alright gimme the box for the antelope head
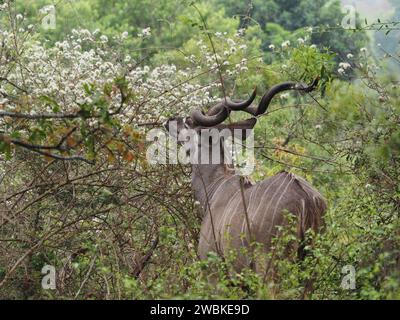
[164,77,319,167]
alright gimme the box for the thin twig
[74,246,99,299]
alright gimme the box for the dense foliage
[0,0,399,299]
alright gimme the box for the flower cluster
[337,62,352,75]
[193,31,251,79]
[137,27,151,38]
[0,23,253,148]
[268,35,316,54]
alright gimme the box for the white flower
[346,53,354,59]
[0,2,9,10]
[141,27,151,37]
[337,67,345,75]
[297,37,305,45]
[236,28,245,36]
[306,27,313,33]
[39,5,54,14]
[16,14,24,20]
[310,44,317,49]
[339,62,351,70]
[100,35,108,43]
[315,124,322,129]
[268,44,275,50]
[280,93,290,100]
[85,97,93,104]
[360,47,367,53]
[121,31,129,39]
[281,40,290,49]
[281,64,288,70]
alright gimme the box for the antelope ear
[216,118,257,140]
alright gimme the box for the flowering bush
[0,0,399,300]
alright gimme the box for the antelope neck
[191,163,233,209]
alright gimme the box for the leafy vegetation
[0,0,399,299]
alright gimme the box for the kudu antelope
[165,78,327,272]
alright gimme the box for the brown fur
[194,169,327,272]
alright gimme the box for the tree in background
[216,0,368,62]
[374,0,400,75]
[16,0,368,65]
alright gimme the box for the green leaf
[10,131,21,139]
[86,135,96,160]
[0,140,11,159]
[83,83,94,95]
[39,95,60,112]
[103,83,113,96]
